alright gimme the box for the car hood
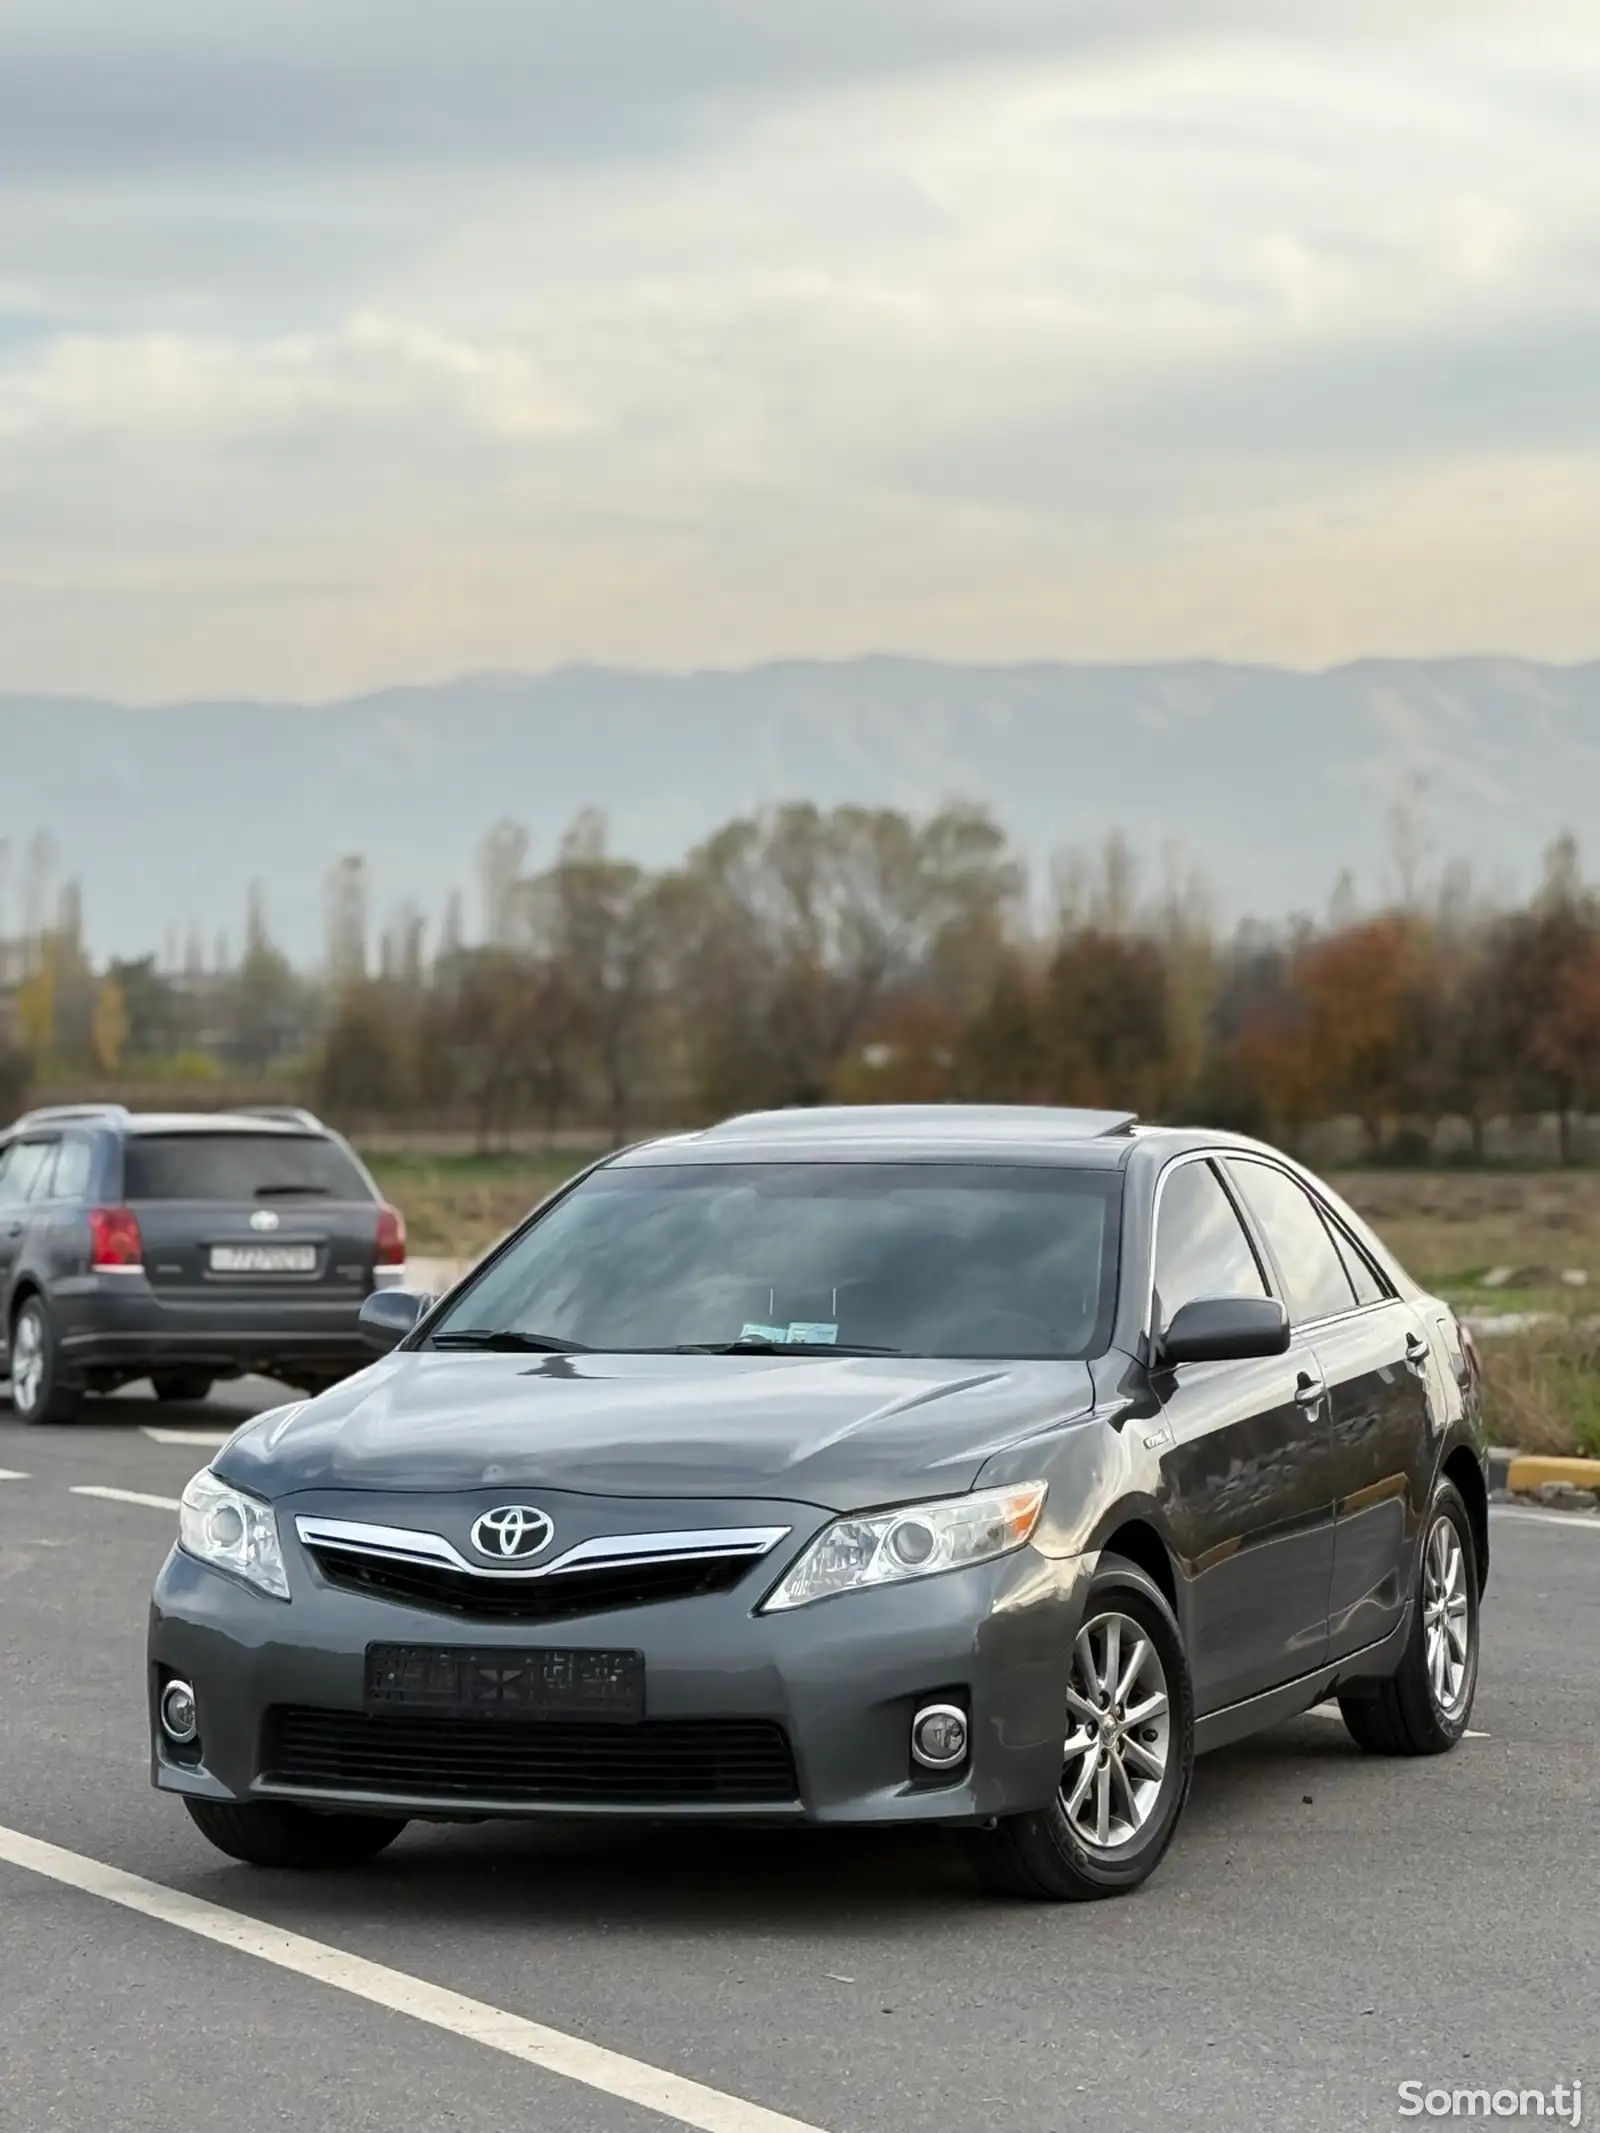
[216,1350,1097,1512]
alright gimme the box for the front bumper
[149,1506,1091,1827]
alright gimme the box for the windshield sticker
[737,1320,841,1346]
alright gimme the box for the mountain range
[3,657,1597,962]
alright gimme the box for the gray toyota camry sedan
[149,1105,1488,1900]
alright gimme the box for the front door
[1147,1156,1335,1715]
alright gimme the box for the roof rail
[235,1104,325,1129]
[8,1102,131,1130]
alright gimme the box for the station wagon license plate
[209,1244,318,1274]
[365,1644,645,1721]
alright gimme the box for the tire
[152,1373,214,1405]
[183,1797,407,1869]
[1338,1478,1480,1756]
[970,1554,1195,1901]
[8,1294,79,1427]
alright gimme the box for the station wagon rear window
[122,1134,369,1203]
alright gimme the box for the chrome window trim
[293,1514,792,1582]
[1144,1147,1406,1347]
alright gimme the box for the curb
[1505,1454,1600,1499]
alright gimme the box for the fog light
[911,1703,968,1771]
[160,1679,199,1745]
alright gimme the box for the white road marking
[70,1486,181,1512]
[140,1427,231,1447]
[0,1468,30,1482]
[1490,1507,1600,1535]
[0,1823,830,2133]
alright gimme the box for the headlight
[178,1469,290,1600]
[761,1481,1047,1612]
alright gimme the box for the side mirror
[360,1287,434,1351]
[1159,1296,1290,1367]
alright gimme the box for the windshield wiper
[673,1337,902,1356]
[429,1329,591,1353]
[254,1183,333,1197]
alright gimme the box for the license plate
[209,1244,318,1274]
[365,1644,645,1722]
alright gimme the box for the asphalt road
[1,1382,1595,2133]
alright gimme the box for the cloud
[0,0,1596,694]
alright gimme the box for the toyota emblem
[470,1505,554,1561]
[249,1208,280,1232]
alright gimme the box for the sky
[2,0,1598,701]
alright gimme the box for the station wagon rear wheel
[9,1296,79,1427]
[970,1553,1194,1900]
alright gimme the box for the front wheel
[1338,1479,1480,1755]
[970,1554,1194,1900]
[183,1797,407,1869]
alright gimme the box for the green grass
[1480,1326,1600,1458]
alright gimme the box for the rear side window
[1152,1159,1267,1330]
[1227,1160,1356,1325]
[1328,1223,1387,1307]
[47,1139,94,1202]
[122,1134,370,1203]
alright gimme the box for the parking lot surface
[1,1383,1595,2133]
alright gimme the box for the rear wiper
[674,1337,902,1356]
[429,1329,591,1353]
[254,1183,332,1197]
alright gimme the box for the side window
[1153,1159,1267,1329]
[1327,1221,1386,1307]
[50,1138,94,1203]
[0,1140,55,1208]
[1227,1160,1356,1325]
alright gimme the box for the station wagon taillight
[89,1205,144,1270]
[374,1204,406,1267]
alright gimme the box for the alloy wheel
[1061,1610,1172,1851]
[1422,1513,1472,1719]
[11,1307,43,1416]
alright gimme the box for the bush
[1480,1325,1600,1456]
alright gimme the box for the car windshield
[121,1133,370,1202]
[428,1161,1122,1360]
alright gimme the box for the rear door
[1146,1154,1335,1714]
[1228,1156,1437,1661]
[120,1131,380,1303]
[1224,1159,1435,1663]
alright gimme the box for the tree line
[5,804,1600,1158]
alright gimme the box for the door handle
[1294,1372,1325,1410]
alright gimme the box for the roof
[617,1103,1141,1169]
[4,1103,329,1139]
